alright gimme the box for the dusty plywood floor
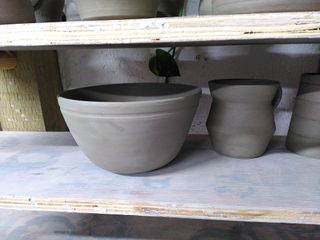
[0,210,319,239]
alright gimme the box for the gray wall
[58,44,320,136]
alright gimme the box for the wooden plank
[31,51,67,131]
[0,51,67,131]
[1,209,320,239]
[0,12,319,50]
[0,132,319,225]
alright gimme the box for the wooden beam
[0,12,319,50]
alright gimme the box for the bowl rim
[58,83,202,105]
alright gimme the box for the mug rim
[208,79,280,86]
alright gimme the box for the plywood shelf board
[0,12,320,50]
[0,132,320,225]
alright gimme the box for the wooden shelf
[0,12,320,50]
[0,132,320,225]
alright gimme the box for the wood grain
[0,132,319,225]
[31,51,67,131]
[0,12,319,50]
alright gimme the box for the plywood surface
[0,132,319,225]
[0,12,320,50]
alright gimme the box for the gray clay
[206,79,282,158]
[74,0,159,20]
[287,74,320,159]
[200,0,320,15]
[58,83,201,174]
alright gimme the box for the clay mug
[0,0,35,24]
[206,79,282,158]
[286,74,320,159]
[199,0,320,15]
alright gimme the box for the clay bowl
[58,83,201,174]
[0,0,35,24]
[74,0,159,20]
[200,0,320,15]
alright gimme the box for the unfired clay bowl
[200,0,320,15]
[0,0,35,24]
[58,83,201,174]
[74,0,159,20]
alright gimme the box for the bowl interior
[60,83,200,102]
[210,79,280,86]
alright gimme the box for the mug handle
[272,83,282,110]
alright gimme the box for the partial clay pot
[65,0,81,21]
[206,79,282,158]
[0,0,35,24]
[74,0,159,20]
[200,0,320,15]
[286,74,320,159]
[58,83,201,174]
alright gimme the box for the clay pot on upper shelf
[286,74,320,159]
[65,0,81,21]
[30,0,65,22]
[0,0,35,24]
[199,0,320,15]
[74,0,160,20]
[206,79,282,158]
[58,83,201,174]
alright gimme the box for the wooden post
[0,51,67,131]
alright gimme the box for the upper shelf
[0,11,320,50]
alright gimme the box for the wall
[58,44,320,136]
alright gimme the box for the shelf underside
[0,132,320,225]
[1,209,320,239]
[0,12,320,50]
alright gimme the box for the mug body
[206,79,281,158]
